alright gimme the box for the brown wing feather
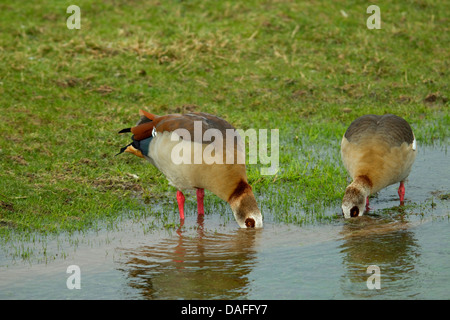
[129,110,235,142]
[139,109,158,120]
[154,112,235,142]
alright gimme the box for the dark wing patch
[135,115,153,126]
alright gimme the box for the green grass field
[0,0,448,236]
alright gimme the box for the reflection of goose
[118,218,261,299]
[341,114,416,218]
[339,216,420,298]
[117,110,262,228]
[340,215,411,239]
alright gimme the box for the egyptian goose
[117,110,263,228]
[340,114,416,218]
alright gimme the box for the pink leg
[196,188,205,215]
[176,190,185,220]
[365,197,370,211]
[398,182,405,203]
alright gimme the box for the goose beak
[245,218,255,228]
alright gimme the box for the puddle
[0,145,448,299]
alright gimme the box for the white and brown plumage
[340,114,416,218]
[117,109,263,228]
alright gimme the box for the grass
[0,0,448,237]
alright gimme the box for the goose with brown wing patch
[117,109,263,228]
[340,114,416,218]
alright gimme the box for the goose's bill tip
[245,218,256,228]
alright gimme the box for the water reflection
[117,215,261,299]
[339,215,420,298]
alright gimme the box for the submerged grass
[0,0,448,237]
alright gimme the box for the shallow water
[0,145,448,299]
